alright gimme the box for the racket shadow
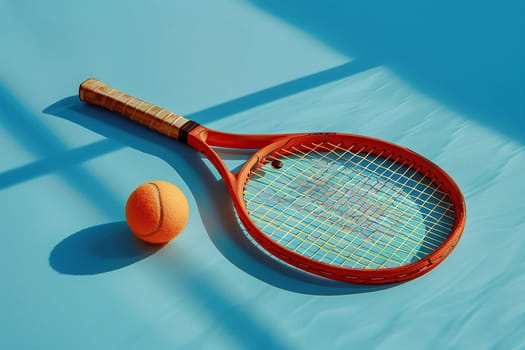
[44,96,397,294]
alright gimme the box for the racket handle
[79,78,199,142]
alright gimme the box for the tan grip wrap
[79,78,189,140]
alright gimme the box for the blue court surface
[1,1,524,349]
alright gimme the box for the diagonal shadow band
[186,59,377,123]
[0,82,123,217]
[0,139,122,190]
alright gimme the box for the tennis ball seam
[139,182,163,237]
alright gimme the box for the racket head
[211,132,466,284]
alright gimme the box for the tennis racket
[79,78,466,284]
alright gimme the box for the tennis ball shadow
[49,221,162,275]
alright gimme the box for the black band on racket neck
[179,121,200,144]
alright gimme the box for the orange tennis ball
[125,181,189,244]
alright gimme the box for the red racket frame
[79,78,466,284]
[188,126,466,284]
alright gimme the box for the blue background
[1,1,524,349]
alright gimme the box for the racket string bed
[245,148,390,266]
[319,147,454,267]
[304,150,423,267]
[274,145,391,262]
[243,141,456,269]
[268,144,404,264]
[257,142,454,235]
[251,143,365,239]
[245,143,368,256]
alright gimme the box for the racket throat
[187,127,241,182]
